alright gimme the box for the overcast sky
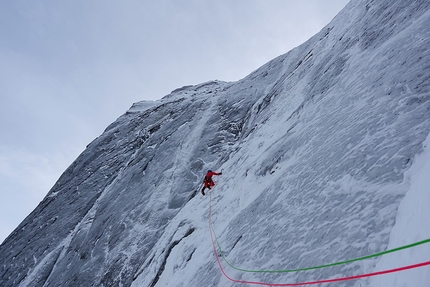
[0,0,349,243]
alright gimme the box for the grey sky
[0,0,349,243]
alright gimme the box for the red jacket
[203,171,221,187]
[205,171,221,178]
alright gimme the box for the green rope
[210,219,430,273]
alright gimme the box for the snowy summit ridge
[1,0,430,286]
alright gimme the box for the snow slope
[1,0,430,287]
[368,134,430,286]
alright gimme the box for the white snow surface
[1,1,430,287]
[368,134,430,286]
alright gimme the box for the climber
[201,170,222,195]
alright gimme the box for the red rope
[208,191,430,286]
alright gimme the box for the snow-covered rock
[1,0,430,286]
